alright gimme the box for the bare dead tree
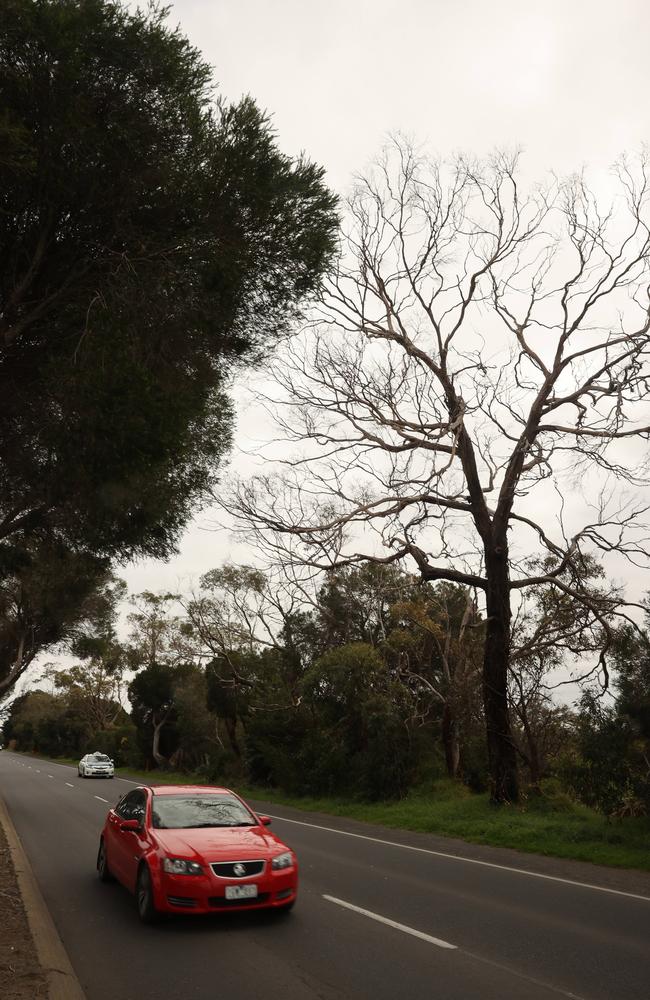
[224,141,650,802]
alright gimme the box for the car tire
[136,865,159,924]
[97,839,113,883]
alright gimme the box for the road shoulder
[0,795,86,1000]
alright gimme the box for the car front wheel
[136,865,159,924]
[97,840,112,882]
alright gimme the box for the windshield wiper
[183,821,254,828]
[183,822,235,828]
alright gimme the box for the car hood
[152,825,288,861]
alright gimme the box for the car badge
[233,863,246,877]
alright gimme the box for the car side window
[131,791,146,825]
[115,790,146,822]
[115,792,134,819]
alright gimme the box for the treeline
[3,564,649,817]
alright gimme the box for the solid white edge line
[323,894,456,949]
[266,815,650,904]
[94,796,109,803]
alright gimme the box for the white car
[78,752,115,778]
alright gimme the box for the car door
[107,790,148,888]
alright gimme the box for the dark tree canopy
[0,0,338,564]
[0,536,115,694]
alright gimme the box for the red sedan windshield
[151,794,257,829]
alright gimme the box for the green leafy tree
[126,591,200,767]
[2,689,87,756]
[302,642,414,798]
[0,0,337,571]
[566,694,646,817]
[128,661,185,769]
[315,564,415,651]
[386,582,483,781]
[509,556,620,790]
[614,622,650,746]
[0,536,113,695]
[47,660,126,734]
[41,571,128,727]
[205,653,254,760]
[172,667,217,771]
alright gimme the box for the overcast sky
[120,0,650,598]
[172,0,650,191]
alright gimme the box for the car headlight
[163,858,203,875]
[271,851,294,871]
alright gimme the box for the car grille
[208,893,270,908]
[210,860,265,878]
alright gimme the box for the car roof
[148,784,234,796]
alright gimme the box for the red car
[97,784,298,923]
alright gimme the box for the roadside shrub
[358,696,415,800]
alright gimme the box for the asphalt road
[1,751,649,1000]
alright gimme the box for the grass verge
[11,751,650,872]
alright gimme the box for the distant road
[1,751,649,1000]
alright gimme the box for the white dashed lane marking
[323,895,457,950]
[94,796,109,803]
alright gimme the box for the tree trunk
[152,713,169,769]
[483,546,519,803]
[521,712,542,791]
[441,703,461,779]
[225,716,241,758]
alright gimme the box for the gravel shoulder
[0,817,48,1000]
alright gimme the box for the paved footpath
[1,751,649,1000]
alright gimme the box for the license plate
[225,884,258,900]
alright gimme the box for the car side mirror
[258,815,271,826]
[120,819,142,832]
